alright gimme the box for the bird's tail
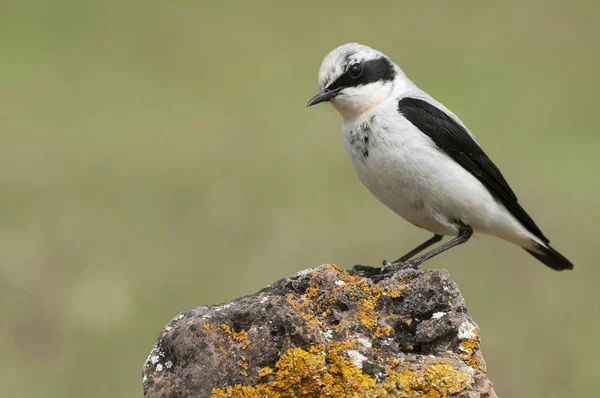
[524,241,574,271]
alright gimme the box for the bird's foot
[352,259,420,282]
[351,264,382,278]
[381,259,418,273]
[375,260,420,281]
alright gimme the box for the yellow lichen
[257,366,273,378]
[233,329,247,342]
[221,324,232,334]
[387,363,473,397]
[385,285,408,297]
[219,323,251,350]
[219,346,229,356]
[210,265,481,397]
[458,328,486,372]
[283,264,408,336]
[305,286,320,299]
[239,356,249,377]
[211,342,473,397]
[374,326,391,338]
[203,323,216,330]
[329,264,344,272]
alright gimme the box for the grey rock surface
[143,264,496,397]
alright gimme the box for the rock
[142,264,496,397]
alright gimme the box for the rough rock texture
[143,264,496,397]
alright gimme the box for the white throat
[330,81,393,121]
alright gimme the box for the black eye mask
[327,57,396,92]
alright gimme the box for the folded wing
[397,97,548,244]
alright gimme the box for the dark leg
[390,234,443,264]
[352,234,443,275]
[381,225,473,274]
[406,225,472,267]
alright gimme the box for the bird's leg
[381,225,473,274]
[385,234,444,265]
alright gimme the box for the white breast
[341,103,533,245]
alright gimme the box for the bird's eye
[348,63,363,79]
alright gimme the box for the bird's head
[307,43,407,119]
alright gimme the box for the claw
[370,273,388,283]
[381,260,419,274]
[352,264,378,272]
[352,259,421,281]
[351,264,382,277]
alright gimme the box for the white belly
[342,115,534,246]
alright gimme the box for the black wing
[398,97,548,243]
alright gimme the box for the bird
[307,43,573,274]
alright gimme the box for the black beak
[307,87,342,107]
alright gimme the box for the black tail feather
[525,242,574,271]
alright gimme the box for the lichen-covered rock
[142,264,496,398]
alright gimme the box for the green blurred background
[1,1,598,397]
